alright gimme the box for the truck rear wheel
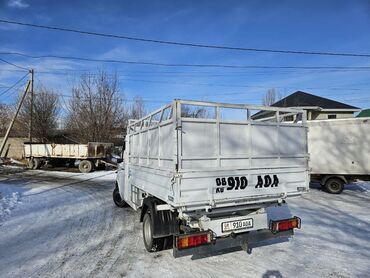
[79,160,93,173]
[113,186,128,208]
[143,210,164,252]
[325,178,344,194]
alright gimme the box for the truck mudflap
[173,229,294,258]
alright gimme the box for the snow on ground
[0,165,25,220]
[0,169,369,278]
[0,186,21,219]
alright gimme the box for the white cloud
[100,46,132,60]
[0,24,22,31]
[7,0,29,9]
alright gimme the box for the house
[254,91,360,120]
[357,109,370,118]
[0,136,28,160]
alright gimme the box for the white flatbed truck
[308,117,370,193]
[113,100,309,256]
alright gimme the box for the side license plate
[221,218,253,233]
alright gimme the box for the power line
[61,93,365,105]
[3,68,370,78]
[43,82,370,105]
[0,57,29,71]
[0,79,26,100]
[2,66,367,93]
[120,78,370,92]
[3,67,370,78]
[0,73,29,97]
[1,18,370,58]
[2,51,370,70]
[4,68,370,87]
[5,81,367,106]
[15,69,370,92]
[58,93,169,104]
[19,91,370,106]
[30,72,370,92]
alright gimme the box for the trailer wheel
[27,159,34,169]
[325,178,344,194]
[33,158,42,169]
[27,158,41,170]
[143,210,164,252]
[79,160,93,173]
[113,186,128,207]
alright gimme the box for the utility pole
[29,69,34,142]
[0,80,31,157]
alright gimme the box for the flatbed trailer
[308,117,370,193]
[24,142,113,173]
[113,100,309,256]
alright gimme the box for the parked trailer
[308,117,370,194]
[24,142,113,173]
[113,100,309,256]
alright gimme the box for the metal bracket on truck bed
[156,204,175,211]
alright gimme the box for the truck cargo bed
[308,117,370,175]
[122,100,309,212]
[24,142,113,159]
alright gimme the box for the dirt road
[0,169,369,277]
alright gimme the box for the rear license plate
[221,218,253,233]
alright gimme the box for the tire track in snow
[0,170,124,277]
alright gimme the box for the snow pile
[0,164,26,176]
[0,185,21,220]
[343,180,370,195]
[9,158,25,165]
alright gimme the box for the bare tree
[262,88,283,106]
[128,96,146,120]
[16,86,60,141]
[0,103,11,136]
[65,71,126,143]
[181,105,209,118]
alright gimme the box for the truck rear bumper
[173,229,293,258]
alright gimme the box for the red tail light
[176,231,213,250]
[270,217,301,233]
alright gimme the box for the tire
[27,159,34,169]
[33,158,41,169]
[143,210,164,252]
[325,178,344,194]
[113,186,128,208]
[79,160,93,173]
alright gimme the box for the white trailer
[308,117,370,193]
[24,142,113,173]
[114,100,309,256]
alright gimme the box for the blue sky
[0,0,370,111]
